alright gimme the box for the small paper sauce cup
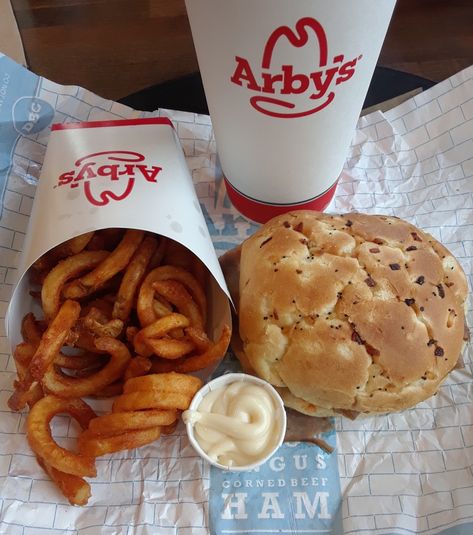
[184,372,287,471]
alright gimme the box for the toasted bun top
[238,211,468,414]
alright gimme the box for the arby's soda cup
[185,0,396,223]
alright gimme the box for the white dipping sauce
[183,381,282,468]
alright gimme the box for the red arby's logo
[54,151,162,206]
[230,17,362,118]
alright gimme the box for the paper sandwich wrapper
[5,117,232,352]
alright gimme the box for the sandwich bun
[235,211,468,417]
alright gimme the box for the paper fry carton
[5,117,231,350]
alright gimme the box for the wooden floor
[11,0,473,101]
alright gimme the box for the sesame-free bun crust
[238,211,468,416]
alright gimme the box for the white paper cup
[185,372,287,471]
[185,0,396,222]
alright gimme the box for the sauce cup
[183,372,287,471]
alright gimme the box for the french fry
[26,396,97,477]
[36,456,91,506]
[150,325,231,374]
[112,390,194,412]
[29,300,81,381]
[143,337,195,360]
[54,351,104,371]
[133,313,190,358]
[79,427,162,457]
[53,232,95,258]
[124,356,152,381]
[185,326,212,353]
[9,343,44,410]
[21,313,44,344]
[137,265,206,327]
[41,337,131,398]
[88,410,177,436]
[123,372,202,395]
[90,381,124,398]
[10,301,80,411]
[113,235,157,321]
[63,230,144,299]
[42,251,109,320]
[148,236,168,269]
[152,280,203,328]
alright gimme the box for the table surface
[11,0,473,102]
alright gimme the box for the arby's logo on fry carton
[230,17,362,119]
[54,150,162,206]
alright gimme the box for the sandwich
[221,210,469,417]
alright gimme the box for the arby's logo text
[55,151,162,206]
[230,17,362,118]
